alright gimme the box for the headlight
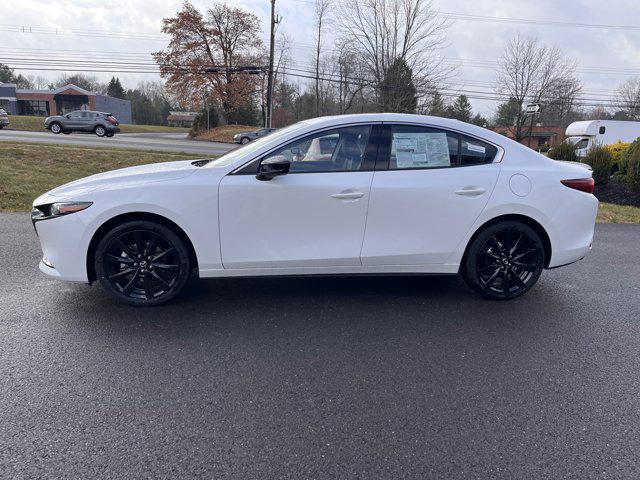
[32,201,93,222]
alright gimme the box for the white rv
[565,120,640,157]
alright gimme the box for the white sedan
[32,114,598,305]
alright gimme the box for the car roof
[300,113,521,149]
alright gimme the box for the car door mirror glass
[256,156,290,181]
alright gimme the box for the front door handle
[455,187,486,197]
[331,191,364,200]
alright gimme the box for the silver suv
[44,110,120,137]
[0,108,8,129]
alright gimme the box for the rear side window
[388,125,459,169]
[460,135,498,166]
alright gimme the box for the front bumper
[33,208,92,282]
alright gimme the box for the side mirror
[256,157,290,181]
[65,114,71,119]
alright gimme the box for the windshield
[565,136,587,146]
[205,121,310,168]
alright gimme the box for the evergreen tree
[107,77,125,98]
[495,97,522,128]
[379,58,417,113]
[427,90,448,117]
[471,113,488,127]
[448,94,473,122]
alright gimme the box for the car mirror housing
[256,157,290,181]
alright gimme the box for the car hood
[43,159,201,199]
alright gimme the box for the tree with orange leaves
[153,2,264,121]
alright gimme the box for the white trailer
[565,120,640,157]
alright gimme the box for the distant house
[493,125,566,150]
[0,83,132,124]
[167,111,198,128]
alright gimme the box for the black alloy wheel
[95,220,191,306]
[462,221,544,300]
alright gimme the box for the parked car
[44,110,120,137]
[233,127,276,144]
[31,113,598,306]
[0,108,8,129]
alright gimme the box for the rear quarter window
[460,135,498,166]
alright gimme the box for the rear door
[361,124,502,266]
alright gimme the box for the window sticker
[465,142,486,154]
[392,132,450,168]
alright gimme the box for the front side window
[389,125,459,169]
[261,125,372,173]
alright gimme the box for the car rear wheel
[106,132,115,137]
[95,125,107,137]
[462,221,544,300]
[50,122,62,134]
[94,220,191,306]
[241,136,250,144]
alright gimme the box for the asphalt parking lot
[1,212,639,479]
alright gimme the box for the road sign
[525,104,541,114]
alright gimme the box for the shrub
[606,141,631,172]
[189,106,220,138]
[619,138,640,176]
[626,138,640,192]
[547,141,577,162]
[583,145,613,186]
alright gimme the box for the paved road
[0,129,235,155]
[1,214,640,479]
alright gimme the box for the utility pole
[266,0,279,128]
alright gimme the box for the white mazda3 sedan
[32,114,598,305]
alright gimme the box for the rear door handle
[331,191,364,200]
[455,187,486,197]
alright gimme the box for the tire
[95,125,107,137]
[461,221,545,300]
[50,122,62,134]
[94,220,191,306]
[106,132,115,138]
[241,136,250,144]
[0,125,4,130]
[62,130,71,135]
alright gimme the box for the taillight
[561,178,595,194]
[107,116,118,125]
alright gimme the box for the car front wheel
[50,122,62,134]
[241,137,250,144]
[462,221,545,300]
[95,125,107,137]
[94,220,191,306]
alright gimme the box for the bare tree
[615,77,640,120]
[496,34,581,140]
[336,0,452,106]
[314,0,332,116]
[539,77,583,126]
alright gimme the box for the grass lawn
[4,115,190,134]
[597,202,640,224]
[0,141,203,212]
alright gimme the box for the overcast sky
[3,0,640,116]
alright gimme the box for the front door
[219,124,378,269]
[361,124,502,266]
